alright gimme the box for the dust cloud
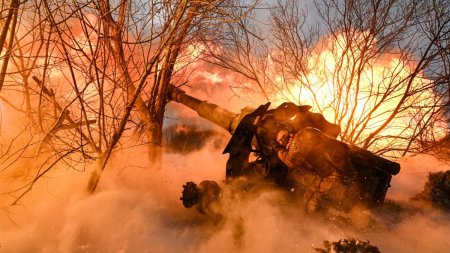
[1,86,449,253]
[1,136,450,252]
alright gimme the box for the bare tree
[0,0,260,202]
[0,0,21,91]
[1,0,447,204]
[202,0,449,157]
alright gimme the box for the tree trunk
[147,3,199,166]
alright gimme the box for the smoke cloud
[1,132,450,253]
[1,85,449,253]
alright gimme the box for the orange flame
[185,32,447,155]
[264,32,446,154]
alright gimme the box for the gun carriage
[168,85,400,214]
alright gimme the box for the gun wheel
[180,182,200,208]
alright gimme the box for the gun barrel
[169,85,238,133]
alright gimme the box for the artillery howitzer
[167,85,400,214]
